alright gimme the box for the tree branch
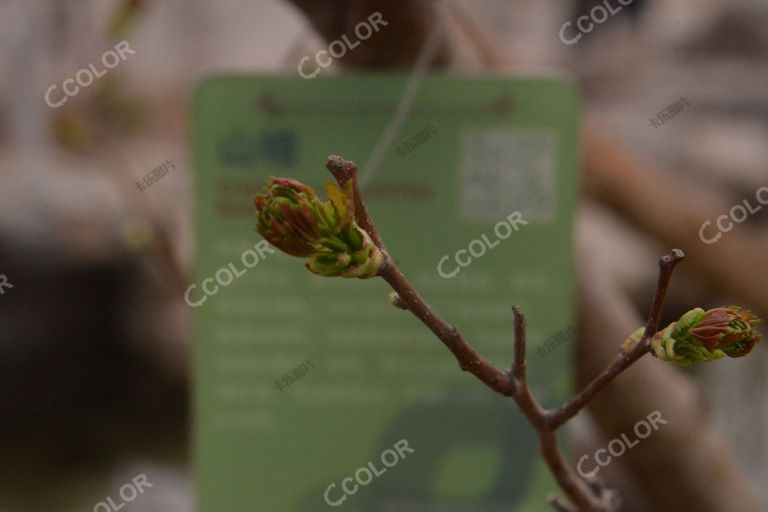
[323,155,687,511]
[512,305,527,382]
[546,249,685,429]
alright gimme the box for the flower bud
[647,307,762,366]
[254,177,384,279]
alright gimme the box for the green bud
[646,307,762,366]
[622,327,644,354]
[254,177,384,279]
[388,292,408,310]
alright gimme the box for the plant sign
[192,74,584,511]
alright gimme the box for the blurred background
[0,0,766,511]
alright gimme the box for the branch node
[512,306,527,381]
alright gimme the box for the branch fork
[324,155,686,511]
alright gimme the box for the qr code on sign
[460,129,557,222]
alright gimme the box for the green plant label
[192,74,581,512]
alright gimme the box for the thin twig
[381,264,516,397]
[512,305,527,382]
[546,249,685,429]
[510,308,601,510]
